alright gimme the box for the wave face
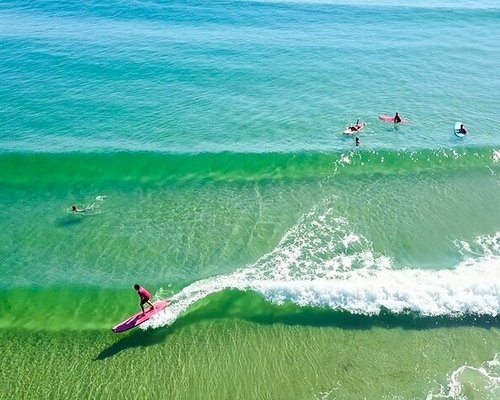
[1,147,499,186]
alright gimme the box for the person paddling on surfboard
[350,119,361,132]
[346,119,364,133]
[394,112,401,123]
[134,284,154,315]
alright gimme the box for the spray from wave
[145,198,500,329]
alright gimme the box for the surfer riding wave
[134,284,154,315]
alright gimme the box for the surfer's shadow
[95,326,174,361]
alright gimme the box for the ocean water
[1,1,499,399]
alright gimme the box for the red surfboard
[112,299,170,333]
[379,114,408,123]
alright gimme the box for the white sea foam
[146,257,500,329]
[454,231,500,259]
[427,354,500,400]
[493,150,500,163]
[144,201,500,329]
[487,148,500,187]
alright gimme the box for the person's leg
[147,300,154,310]
[140,298,147,314]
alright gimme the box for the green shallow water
[2,292,499,400]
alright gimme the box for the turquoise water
[1,0,500,153]
[1,1,499,399]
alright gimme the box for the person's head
[355,137,360,145]
[134,284,140,290]
[72,205,77,211]
[460,124,464,129]
[395,112,399,116]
